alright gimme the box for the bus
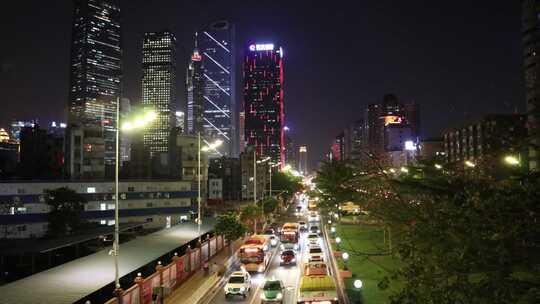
[297,275,338,304]
[280,222,299,250]
[238,235,272,272]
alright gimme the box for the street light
[197,133,222,240]
[504,155,520,166]
[464,160,476,168]
[434,164,443,170]
[353,279,363,289]
[400,167,409,173]
[114,106,157,294]
[342,252,350,270]
[336,236,341,250]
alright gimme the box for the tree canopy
[214,213,246,242]
[45,187,87,236]
[315,160,540,303]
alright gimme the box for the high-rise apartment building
[522,0,540,171]
[244,43,285,166]
[198,21,236,157]
[67,0,122,178]
[142,31,177,157]
[186,36,204,135]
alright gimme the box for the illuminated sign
[404,140,417,151]
[249,43,274,51]
[383,115,403,126]
[191,51,202,61]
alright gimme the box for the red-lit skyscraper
[243,43,284,166]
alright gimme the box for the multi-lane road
[207,197,335,304]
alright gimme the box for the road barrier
[104,235,226,304]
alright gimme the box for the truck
[280,222,299,250]
[297,275,338,304]
[238,235,271,273]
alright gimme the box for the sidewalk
[166,239,244,304]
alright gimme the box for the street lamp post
[114,104,157,297]
[114,98,120,294]
[342,252,350,270]
[197,136,222,241]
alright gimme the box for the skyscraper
[198,21,236,157]
[67,0,122,178]
[186,35,205,135]
[244,43,284,166]
[522,0,540,171]
[141,31,177,156]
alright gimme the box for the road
[207,197,334,304]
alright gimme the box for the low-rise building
[0,180,195,239]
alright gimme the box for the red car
[280,250,297,266]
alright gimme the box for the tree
[45,187,87,236]
[271,171,303,207]
[259,197,279,215]
[240,204,263,232]
[214,213,246,254]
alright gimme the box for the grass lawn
[330,223,402,303]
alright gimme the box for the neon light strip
[203,73,230,96]
[202,31,230,53]
[203,117,231,140]
[203,52,230,74]
[203,96,230,117]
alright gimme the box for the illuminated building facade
[244,43,284,166]
[198,21,236,157]
[67,0,122,176]
[142,31,177,157]
[186,36,204,135]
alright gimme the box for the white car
[308,212,319,222]
[306,233,319,246]
[225,271,251,299]
[308,246,324,262]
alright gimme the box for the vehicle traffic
[280,222,299,250]
[279,249,297,266]
[261,279,285,304]
[297,275,338,304]
[238,235,272,272]
[225,271,251,299]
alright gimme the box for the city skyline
[0,0,526,169]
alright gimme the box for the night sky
[0,0,525,168]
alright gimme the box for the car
[306,233,319,246]
[263,228,276,236]
[260,279,285,303]
[298,221,307,232]
[269,235,279,247]
[224,271,251,299]
[309,225,321,236]
[308,212,319,222]
[280,249,297,266]
[304,261,329,276]
[308,246,324,262]
[280,242,299,251]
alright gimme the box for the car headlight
[271,239,277,246]
[260,293,266,299]
[276,293,283,299]
[294,244,299,250]
[240,265,246,271]
[258,265,264,272]
[317,230,321,234]
[280,244,285,250]
[224,286,228,292]
[291,258,296,262]
[240,287,246,292]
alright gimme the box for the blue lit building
[196,21,237,157]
